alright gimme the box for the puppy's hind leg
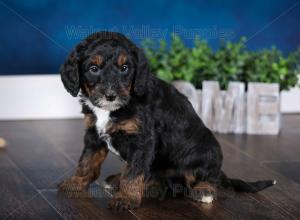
[108,165,145,211]
[184,173,216,204]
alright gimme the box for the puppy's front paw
[108,192,141,211]
[58,176,87,192]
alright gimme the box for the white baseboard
[280,87,300,113]
[0,75,82,120]
[0,75,299,120]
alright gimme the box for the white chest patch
[94,107,110,134]
[84,100,120,156]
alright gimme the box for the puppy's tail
[220,171,276,193]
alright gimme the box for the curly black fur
[60,32,275,207]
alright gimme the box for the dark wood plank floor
[0,114,300,220]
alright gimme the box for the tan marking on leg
[58,147,108,191]
[109,165,144,210]
[104,174,164,199]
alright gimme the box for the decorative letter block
[172,80,280,135]
[202,81,245,133]
[247,83,280,135]
[201,81,219,130]
[196,89,202,116]
[228,82,246,133]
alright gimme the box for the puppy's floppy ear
[60,49,81,97]
[134,49,150,96]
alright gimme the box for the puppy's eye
[120,65,128,73]
[89,65,99,74]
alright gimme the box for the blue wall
[0,0,299,75]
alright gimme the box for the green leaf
[141,35,300,91]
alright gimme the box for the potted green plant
[142,34,300,91]
[142,35,300,134]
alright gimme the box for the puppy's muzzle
[105,91,117,102]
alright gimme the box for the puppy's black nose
[105,94,116,102]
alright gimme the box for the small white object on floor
[102,181,113,190]
[199,195,214,204]
[0,138,7,148]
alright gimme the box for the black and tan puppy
[58,32,276,210]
